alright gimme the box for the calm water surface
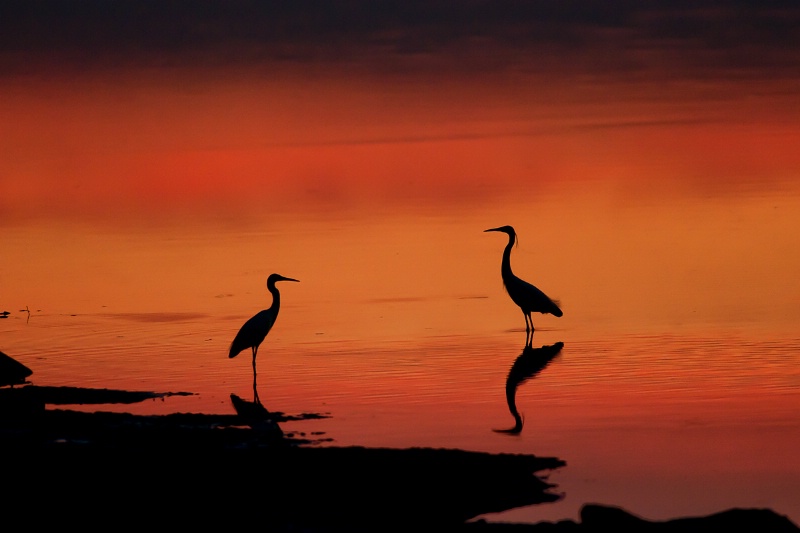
[2,71,799,525]
[3,187,799,525]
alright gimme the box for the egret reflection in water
[494,336,564,434]
[230,392,285,438]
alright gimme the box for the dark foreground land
[1,385,797,532]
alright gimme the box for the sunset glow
[1,1,799,526]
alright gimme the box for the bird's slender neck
[501,233,515,278]
[267,283,281,311]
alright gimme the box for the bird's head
[267,273,300,286]
[484,225,517,245]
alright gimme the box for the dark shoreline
[1,384,797,532]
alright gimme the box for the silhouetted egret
[485,225,562,333]
[229,274,299,401]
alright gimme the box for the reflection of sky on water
[3,2,800,223]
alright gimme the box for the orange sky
[2,66,800,225]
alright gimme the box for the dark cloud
[1,0,799,79]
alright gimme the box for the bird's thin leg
[523,312,531,334]
[252,346,261,405]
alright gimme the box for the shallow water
[2,67,800,525]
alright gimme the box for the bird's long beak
[484,227,502,233]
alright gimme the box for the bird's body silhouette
[229,273,298,402]
[485,225,562,332]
